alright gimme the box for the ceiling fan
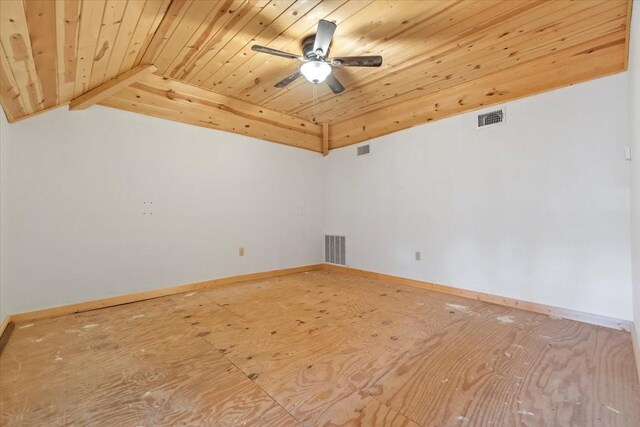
[251,20,383,94]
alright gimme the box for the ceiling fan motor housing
[302,35,328,59]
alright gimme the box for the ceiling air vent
[357,144,370,156]
[477,108,505,129]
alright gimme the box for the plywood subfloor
[1,270,639,426]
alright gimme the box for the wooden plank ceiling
[0,0,633,152]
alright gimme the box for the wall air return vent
[325,235,346,265]
[477,108,505,129]
[357,144,370,156]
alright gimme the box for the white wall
[0,71,634,323]
[0,106,323,318]
[629,0,640,340]
[323,73,632,320]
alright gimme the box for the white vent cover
[477,108,505,129]
[325,235,345,265]
[357,145,370,156]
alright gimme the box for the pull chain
[312,83,318,123]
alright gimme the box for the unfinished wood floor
[1,271,639,426]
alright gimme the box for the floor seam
[366,392,423,426]
[194,328,304,426]
[197,291,253,323]
[176,294,305,426]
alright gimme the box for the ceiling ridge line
[108,0,148,80]
[197,0,304,90]
[181,0,284,87]
[139,0,185,65]
[163,0,238,78]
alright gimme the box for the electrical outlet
[415,251,421,261]
[142,201,153,216]
[239,247,245,257]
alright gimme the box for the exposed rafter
[69,64,158,110]
[100,73,323,152]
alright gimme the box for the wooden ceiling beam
[329,35,626,148]
[298,0,625,122]
[99,73,324,152]
[69,64,158,110]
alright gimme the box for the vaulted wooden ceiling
[0,0,633,153]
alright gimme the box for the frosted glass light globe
[301,61,331,83]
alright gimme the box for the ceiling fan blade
[313,20,337,57]
[274,70,302,88]
[332,56,383,67]
[251,45,302,61]
[325,74,345,94]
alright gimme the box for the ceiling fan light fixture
[300,61,331,83]
[253,19,382,94]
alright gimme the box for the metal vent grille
[325,235,345,265]
[357,145,370,156]
[477,108,505,128]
